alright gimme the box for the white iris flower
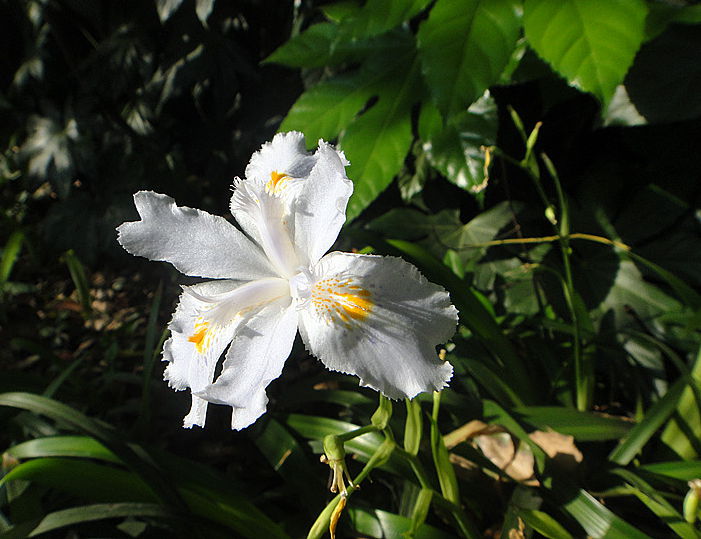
[117,132,457,430]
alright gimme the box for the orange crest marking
[266,171,291,195]
[312,277,373,327]
[188,321,209,353]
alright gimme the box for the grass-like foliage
[2,0,701,537]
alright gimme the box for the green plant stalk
[487,142,595,410]
[307,437,396,539]
[430,392,459,504]
[542,152,590,411]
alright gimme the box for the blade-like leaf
[612,468,698,539]
[348,507,455,539]
[0,393,186,511]
[417,0,521,117]
[7,436,121,464]
[0,457,157,503]
[1,503,179,538]
[609,377,686,465]
[0,230,23,284]
[524,0,648,104]
[512,406,632,442]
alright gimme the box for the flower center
[311,277,373,326]
[266,171,292,195]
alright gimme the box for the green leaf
[661,346,701,459]
[340,62,418,220]
[430,393,459,504]
[0,231,23,284]
[0,457,157,503]
[347,507,455,539]
[417,0,521,117]
[338,0,432,40]
[0,503,179,538]
[418,93,497,193]
[640,460,701,482]
[251,418,325,508]
[0,393,186,512]
[265,23,379,68]
[609,377,686,465]
[524,0,648,104]
[611,468,698,539]
[280,74,372,145]
[549,483,649,538]
[63,249,92,315]
[7,436,121,464]
[518,509,573,539]
[512,406,633,442]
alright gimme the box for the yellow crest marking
[312,277,373,327]
[188,321,210,354]
[266,171,291,195]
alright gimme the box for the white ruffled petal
[230,180,300,278]
[196,296,299,430]
[117,191,274,280]
[292,141,352,266]
[244,131,317,187]
[231,133,351,270]
[163,277,289,428]
[298,252,457,399]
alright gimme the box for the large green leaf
[337,0,432,40]
[418,93,497,193]
[339,56,420,220]
[417,0,521,117]
[279,75,371,146]
[524,0,648,104]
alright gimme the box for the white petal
[231,133,351,269]
[117,191,274,280]
[244,131,317,187]
[162,277,289,428]
[292,141,353,265]
[298,252,457,399]
[230,180,300,277]
[197,296,299,430]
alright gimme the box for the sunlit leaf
[340,49,420,219]
[417,0,521,117]
[524,0,648,104]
